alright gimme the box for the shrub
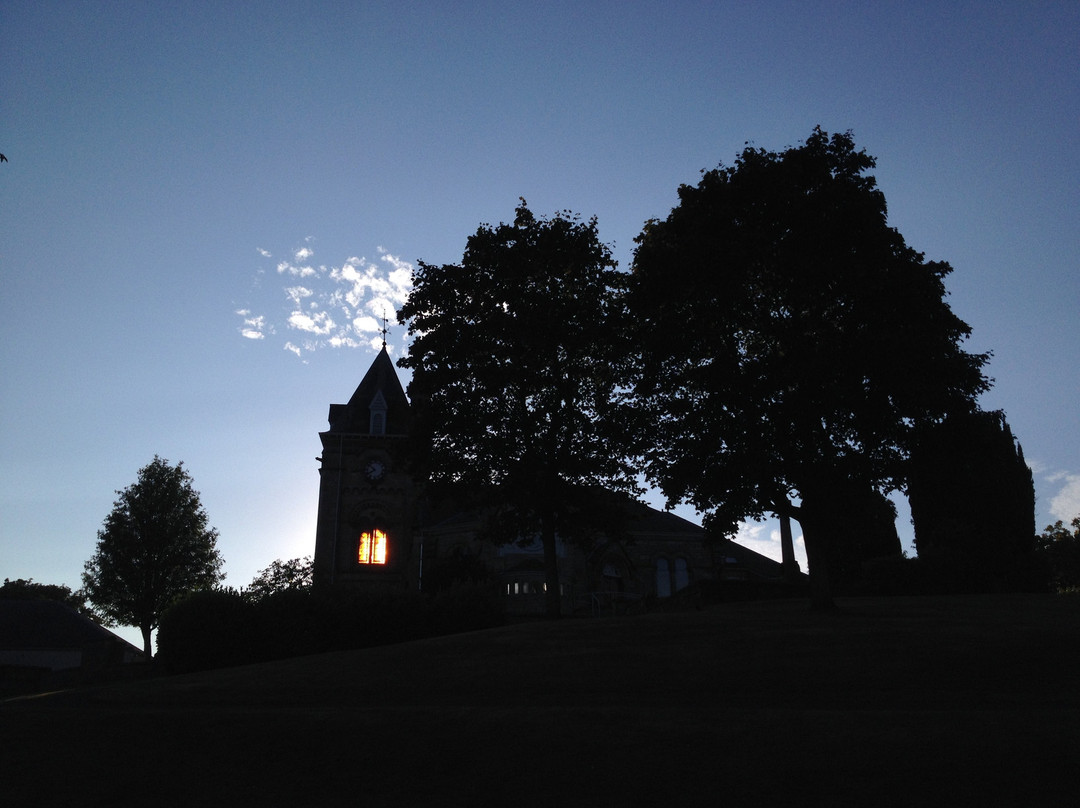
[157,589,255,673]
[429,582,505,634]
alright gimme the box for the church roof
[326,347,410,435]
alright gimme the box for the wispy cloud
[235,309,270,340]
[236,242,414,359]
[287,310,336,335]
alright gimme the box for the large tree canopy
[398,202,637,616]
[83,456,224,657]
[630,128,990,607]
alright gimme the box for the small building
[0,599,144,693]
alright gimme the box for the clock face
[365,460,386,481]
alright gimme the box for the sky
[2,1,1078,647]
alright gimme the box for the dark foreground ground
[3,595,1078,807]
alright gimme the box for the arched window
[369,390,388,435]
[601,560,623,593]
[674,558,690,592]
[655,558,671,598]
[358,529,388,565]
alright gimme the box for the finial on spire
[380,315,389,349]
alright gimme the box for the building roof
[622,499,706,537]
[0,599,141,654]
[326,346,411,435]
[419,493,790,577]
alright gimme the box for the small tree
[244,557,313,602]
[83,456,224,658]
[1038,517,1080,592]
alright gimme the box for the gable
[326,347,410,435]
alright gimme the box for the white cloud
[1030,462,1080,525]
[236,309,269,339]
[285,285,313,306]
[735,522,781,563]
[328,335,363,348]
[733,519,807,571]
[239,241,414,358]
[367,295,396,319]
[288,310,336,335]
[353,315,381,333]
[1049,474,1080,522]
[277,261,318,278]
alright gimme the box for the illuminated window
[358,529,388,565]
[506,580,568,596]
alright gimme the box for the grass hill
[3,595,1078,806]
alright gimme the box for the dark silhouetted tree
[0,578,90,614]
[630,128,989,608]
[243,556,313,602]
[422,545,493,594]
[909,410,1039,591]
[1037,516,1080,592]
[815,481,902,592]
[398,201,638,617]
[83,456,224,657]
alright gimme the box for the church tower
[312,346,418,589]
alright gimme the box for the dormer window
[369,390,387,435]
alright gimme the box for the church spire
[325,342,410,436]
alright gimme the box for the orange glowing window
[358,529,388,565]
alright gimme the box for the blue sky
[2,2,1078,645]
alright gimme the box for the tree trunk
[540,512,562,619]
[796,497,836,611]
[140,622,153,660]
[779,513,800,584]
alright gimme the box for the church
[312,347,791,615]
